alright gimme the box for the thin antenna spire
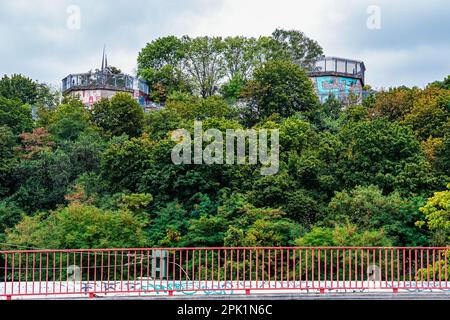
[101,45,106,71]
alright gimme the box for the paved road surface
[39,293,450,300]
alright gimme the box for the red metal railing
[1,247,450,299]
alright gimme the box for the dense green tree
[220,73,246,102]
[327,185,428,246]
[222,36,258,80]
[166,94,233,121]
[144,108,184,140]
[0,97,33,134]
[47,99,92,141]
[10,149,72,213]
[1,32,449,251]
[137,36,191,102]
[402,87,450,140]
[0,74,56,107]
[182,36,226,98]
[241,60,319,125]
[5,202,148,249]
[91,93,144,137]
[223,206,303,247]
[428,75,450,90]
[295,224,392,247]
[368,87,416,122]
[271,28,323,69]
[100,134,155,193]
[0,126,17,197]
[147,201,189,246]
[417,184,450,245]
[0,200,24,236]
[337,119,435,195]
[64,131,107,176]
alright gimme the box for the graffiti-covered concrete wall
[69,88,152,110]
[312,76,363,103]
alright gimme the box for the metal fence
[1,247,450,299]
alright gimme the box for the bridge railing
[1,247,449,299]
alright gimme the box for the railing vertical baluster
[274,249,277,289]
[205,249,208,290]
[342,249,345,289]
[299,249,302,289]
[360,249,363,289]
[415,249,418,289]
[427,249,431,288]
[255,249,258,290]
[409,249,412,289]
[3,253,7,296]
[317,248,320,289]
[330,249,334,289]
[262,249,265,287]
[323,249,328,287]
[280,248,283,288]
[438,249,441,289]
[311,249,314,289]
[445,248,448,289]
[305,249,308,288]
[402,249,405,289]
[433,249,436,288]
[348,249,351,288]
[420,249,424,288]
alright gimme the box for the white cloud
[0,0,448,88]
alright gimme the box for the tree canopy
[0,42,449,250]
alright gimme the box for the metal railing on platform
[1,247,449,299]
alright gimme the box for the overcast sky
[0,0,449,90]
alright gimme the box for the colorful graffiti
[2,280,450,299]
[313,76,363,103]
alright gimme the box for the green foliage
[0,97,33,134]
[137,29,323,100]
[241,60,319,125]
[295,224,392,247]
[47,99,92,141]
[417,184,450,244]
[0,74,56,107]
[5,203,148,249]
[402,87,450,140]
[0,35,449,250]
[337,119,435,195]
[223,206,303,247]
[428,75,450,90]
[220,73,246,102]
[91,93,144,137]
[144,108,184,140]
[0,126,17,197]
[10,149,72,213]
[271,28,323,69]
[118,193,153,215]
[100,134,155,193]
[137,36,191,102]
[369,87,416,122]
[147,202,189,246]
[327,185,428,246]
[166,94,233,120]
[0,200,24,235]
